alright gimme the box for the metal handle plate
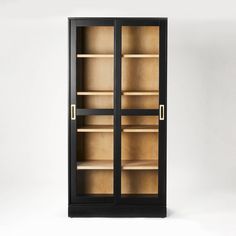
[160,105,165,120]
[71,104,76,120]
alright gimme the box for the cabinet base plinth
[69,204,166,217]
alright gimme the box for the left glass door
[70,21,115,201]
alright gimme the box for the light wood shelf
[77,160,158,170]
[122,91,159,96]
[77,91,159,96]
[77,125,158,133]
[122,160,158,170]
[76,54,159,58]
[77,54,114,58]
[122,54,159,58]
[77,91,113,96]
[122,125,158,132]
[77,160,113,170]
[77,125,113,132]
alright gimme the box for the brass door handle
[71,104,76,120]
[160,105,165,120]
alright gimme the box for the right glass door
[121,25,160,197]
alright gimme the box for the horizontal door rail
[76,109,159,116]
[76,109,114,116]
[121,109,159,116]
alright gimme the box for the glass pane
[76,26,114,196]
[121,116,159,195]
[121,26,159,197]
[76,26,114,109]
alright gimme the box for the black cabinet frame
[68,17,167,217]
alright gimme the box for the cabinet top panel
[68,18,167,27]
[68,17,167,20]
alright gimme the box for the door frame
[114,18,167,205]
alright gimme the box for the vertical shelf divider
[114,20,122,202]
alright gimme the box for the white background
[0,0,236,235]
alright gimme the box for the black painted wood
[121,109,159,116]
[76,109,113,116]
[114,20,122,203]
[68,17,168,217]
[69,19,77,204]
[69,204,166,217]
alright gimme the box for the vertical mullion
[69,20,77,203]
[114,20,122,202]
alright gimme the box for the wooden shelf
[122,91,159,96]
[122,160,158,170]
[76,54,159,58]
[77,125,158,133]
[77,54,114,58]
[77,160,158,170]
[77,160,113,170]
[77,91,159,96]
[122,54,159,58]
[77,91,113,96]
[122,125,158,132]
[77,125,113,132]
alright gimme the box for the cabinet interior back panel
[77,170,113,194]
[83,116,113,125]
[82,95,113,109]
[122,58,159,91]
[77,26,114,54]
[122,116,158,125]
[77,170,158,195]
[122,170,158,194]
[122,26,159,54]
[122,133,158,160]
[77,133,113,161]
[122,95,159,109]
[77,58,113,91]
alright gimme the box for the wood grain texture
[77,54,158,58]
[122,160,158,170]
[122,116,158,126]
[122,95,159,109]
[77,170,158,194]
[77,125,158,132]
[77,54,113,58]
[122,132,158,160]
[77,125,113,132]
[77,133,113,161]
[122,58,159,91]
[77,91,113,95]
[80,26,114,54]
[84,116,113,125]
[122,26,160,54]
[122,170,158,194]
[77,91,159,96]
[77,170,113,194]
[76,160,158,170]
[122,54,159,58]
[82,58,113,91]
[122,91,159,95]
[82,95,113,109]
[122,125,158,132]
[77,160,113,170]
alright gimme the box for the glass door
[70,20,115,203]
[115,19,167,204]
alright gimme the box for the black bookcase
[68,17,167,217]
